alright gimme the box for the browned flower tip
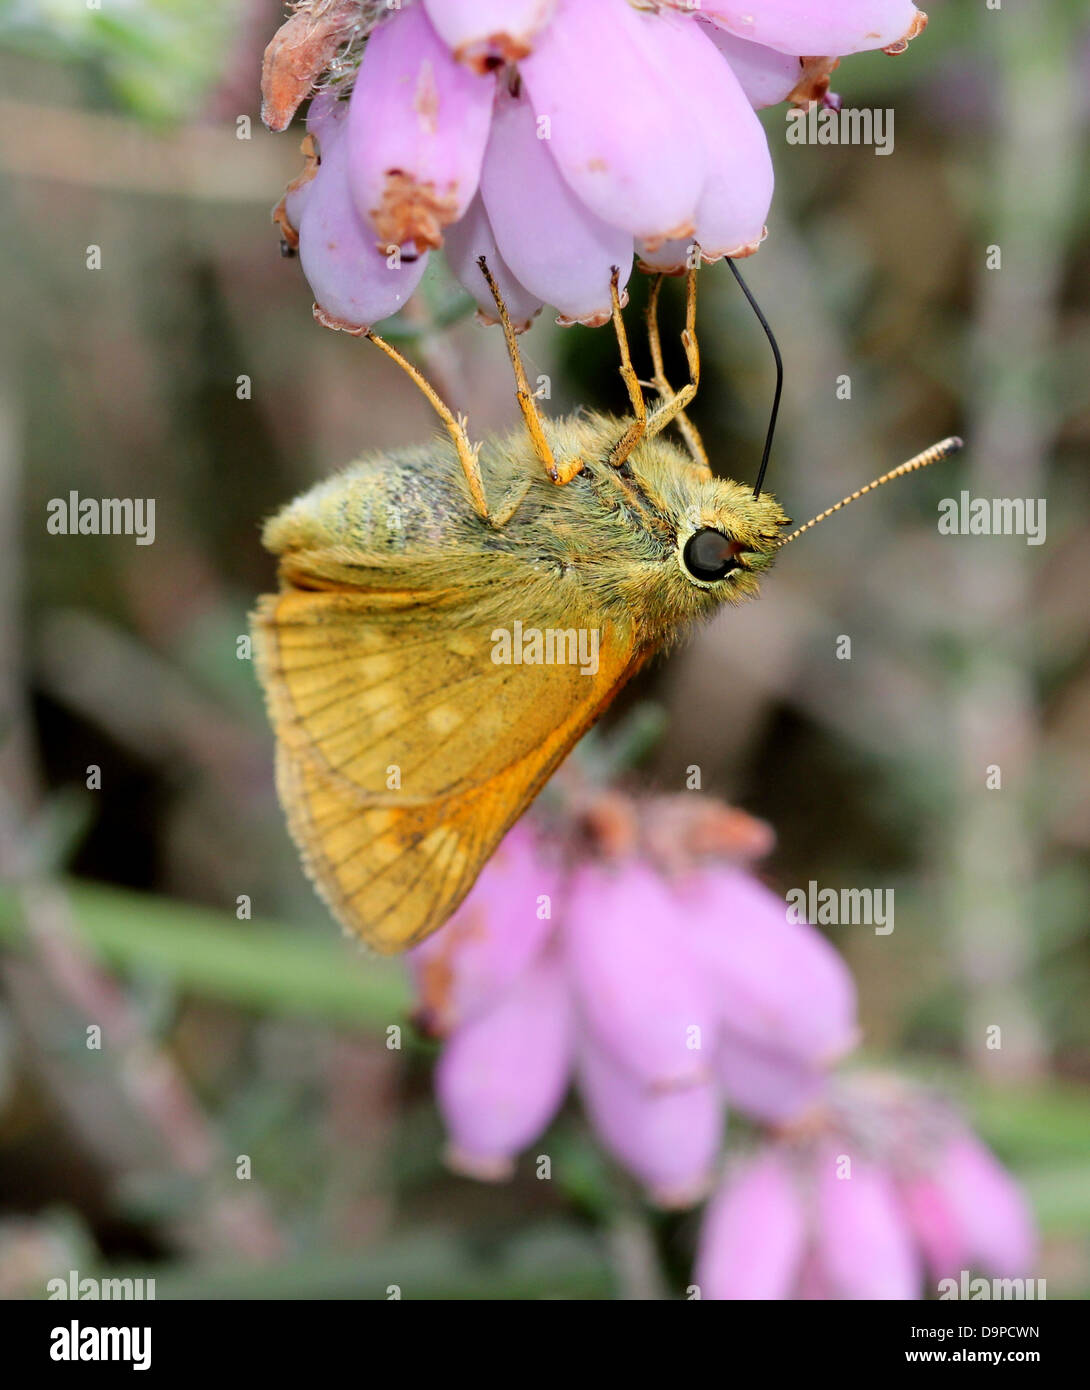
[638,795,775,876]
[443,1144,515,1183]
[789,56,841,107]
[883,8,928,55]
[312,302,368,336]
[639,221,697,257]
[635,256,687,277]
[260,0,363,133]
[580,790,641,859]
[701,230,767,264]
[454,34,533,75]
[370,170,459,252]
[411,930,463,1039]
[271,131,320,250]
[556,290,627,329]
[474,305,542,334]
[272,196,299,252]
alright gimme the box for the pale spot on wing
[357,651,396,681]
[420,824,463,868]
[357,681,407,717]
[426,705,463,736]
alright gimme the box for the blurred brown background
[0,0,1087,1298]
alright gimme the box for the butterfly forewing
[253,576,645,952]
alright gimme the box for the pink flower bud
[564,862,715,1088]
[693,0,926,58]
[899,1175,965,1279]
[815,1149,920,1298]
[436,953,573,1180]
[408,824,554,1035]
[518,0,705,244]
[346,4,495,252]
[578,1042,722,1208]
[927,1133,1036,1278]
[443,193,543,332]
[695,1154,806,1299]
[284,93,347,235]
[682,868,859,1067]
[634,8,773,263]
[298,119,429,333]
[423,0,556,72]
[480,88,632,327]
[698,24,805,110]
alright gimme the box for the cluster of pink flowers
[263,0,929,332]
[407,797,1036,1299]
[696,1076,1036,1299]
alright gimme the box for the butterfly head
[674,475,789,603]
[612,437,790,631]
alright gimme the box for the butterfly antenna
[726,256,783,499]
[779,436,964,545]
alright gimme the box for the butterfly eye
[682,528,744,583]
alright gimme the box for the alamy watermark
[938,493,1046,546]
[938,1271,1046,1301]
[47,1269,156,1300]
[786,104,894,156]
[46,491,155,546]
[786,881,894,936]
[491,620,600,677]
[49,1322,151,1371]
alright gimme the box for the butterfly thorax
[264,411,789,652]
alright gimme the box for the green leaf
[0,880,410,1031]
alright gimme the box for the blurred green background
[0,0,1087,1298]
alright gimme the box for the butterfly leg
[477,256,585,486]
[645,269,711,473]
[365,331,491,520]
[607,267,649,468]
[490,476,534,528]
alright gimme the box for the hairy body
[252,411,787,952]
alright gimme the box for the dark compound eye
[682,528,743,583]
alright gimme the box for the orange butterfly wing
[253,582,646,953]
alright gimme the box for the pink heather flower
[814,1148,921,1298]
[407,799,856,1206]
[683,868,858,1066]
[564,861,716,1089]
[436,952,574,1181]
[408,823,555,1035]
[577,1041,723,1208]
[422,0,558,73]
[443,192,543,331]
[294,93,430,333]
[694,1152,807,1299]
[478,84,633,327]
[687,0,927,57]
[517,0,707,247]
[900,1132,1037,1280]
[264,0,930,331]
[694,1074,1038,1300]
[345,3,495,254]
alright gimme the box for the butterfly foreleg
[477,255,585,488]
[366,330,491,520]
[645,269,711,474]
[490,475,534,529]
[607,266,649,469]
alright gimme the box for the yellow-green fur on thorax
[264,411,789,649]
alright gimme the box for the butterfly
[253,258,959,953]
